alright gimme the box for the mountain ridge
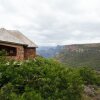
[37,43,100,70]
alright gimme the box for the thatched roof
[0,28,37,47]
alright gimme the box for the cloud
[0,0,100,46]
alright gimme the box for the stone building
[0,28,37,60]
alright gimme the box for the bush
[79,67,100,86]
[0,57,84,100]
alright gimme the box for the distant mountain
[37,43,100,70]
[55,43,100,70]
[37,45,63,58]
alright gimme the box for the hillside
[0,55,99,100]
[37,45,63,58]
[55,43,100,70]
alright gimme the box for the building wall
[15,45,24,60]
[0,43,24,60]
[8,45,24,61]
[24,47,36,59]
[0,43,36,60]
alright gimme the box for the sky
[0,0,100,46]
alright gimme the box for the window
[0,45,17,56]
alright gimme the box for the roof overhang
[0,40,28,46]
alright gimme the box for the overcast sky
[0,0,100,46]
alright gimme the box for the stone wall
[15,45,24,60]
[0,43,24,61]
[7,45,24,61]
[24,47,36,59]
[0,43,36,60]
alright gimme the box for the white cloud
[0,0,100,46]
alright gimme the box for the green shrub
[0,57,84,100]
[79,67,100,86]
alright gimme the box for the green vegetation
[0,54,99,100]
[79,67,100,85]
[55,44,100,70]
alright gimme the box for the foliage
[0,56,85,100]
[0,50,8,65]
[0,54,99,100]
[55,44,100,71]
[78,67,100,86]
